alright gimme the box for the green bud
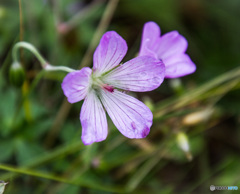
[9,62,25,87]
[176,132,192,161]
[176,132,189,153]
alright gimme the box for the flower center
[102,84,114,93]
[91,75,114,93]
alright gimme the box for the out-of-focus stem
[12,42,75,73]
[154,66,240,119]
[56,0,105,35]
[0,163,125,192]
[18,0,24,61]
[22,81,32,122]
[79,0,119,69]
[18,0,23,41]
[13,42,48,66]
[66,0,105,32]
[45,64,75,72]
[0,141,125,192]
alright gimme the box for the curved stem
[13,42,47,66]
[45,64,75,72]
[12,41,76,73]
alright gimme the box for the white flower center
[91,74,114,93]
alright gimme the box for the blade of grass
[66,0,105,32]
[126,134,174,192]
[154,66,240,118]
[0,141,83,180]
[185,157,235,193]
[0,163,125,193]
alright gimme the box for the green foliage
[0,0,240,193]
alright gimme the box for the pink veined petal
[164,54,196,78]
[80,90,108,145]
[99,90,152,139]
[93,31,127,76]
[139,21,161,58]
[156,31,188,60]
[61,67,92,103]
[102,56,165,92]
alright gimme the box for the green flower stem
[0,163,125,193]
[13,42,47,66]
[12,41,75,73]
[45,64,75,73]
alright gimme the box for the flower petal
[102,56,165,92]
[80,90,108,145]
[156,31,188,60]
[164,54,196,78]
[93,31,127,75]
[99,90,152,139]
[139,21,161,58]
[61,67,92,103]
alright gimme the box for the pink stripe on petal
[80,90,108,145]
[61,67,92,103]
[102,56,165,92]
[100,90,152,139]
[93,31,127,75]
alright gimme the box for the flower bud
[9,62,25,87]
[176,132,192,161]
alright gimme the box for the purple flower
[139,21,196,78]
[62,31,165,145]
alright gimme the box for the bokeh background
[0,0,240,193]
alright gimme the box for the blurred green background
[0,0,240,193]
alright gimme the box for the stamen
[102,84,114,93]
